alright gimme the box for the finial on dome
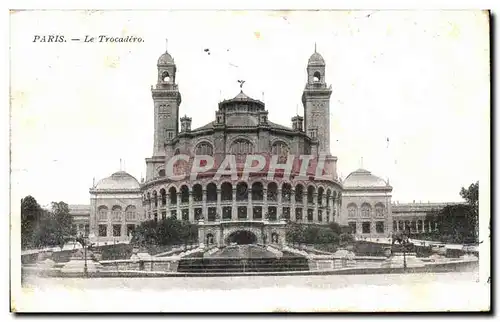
[165,38,168,52]
[314,42,317,53]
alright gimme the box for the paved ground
[211,244,276,258]
[358,237,479,252]
[18,271,487,312]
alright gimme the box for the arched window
[195,142,214,156]
[111,205,122,221]
[361,203,371,218]
[160,188,167,206]
[162,71,170,82]
[375,203,385,217]
[313,71,321,82]
[295,184,304,203]
[347,203,357,218]
[169,187,177,205]
[125,205,136,221]
[221,182,232,201]
[152,191,158,208]
[252,182,264,201]
[272,141,290,163]
[272,141,290,155]
[180,185,189,203]
[158,169,165,177]
[206,183,217,202]
[236,182,248,201]
[192,184,203,202]
[307,186,315,204]
[317,187,324,205]
[231,139,253,155]
[267,182,278,202]
[282,183,292,202]
[97,206,108,221]
[174,148,180,156]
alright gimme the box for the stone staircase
[177,256,309,273]
[177,245,309,273]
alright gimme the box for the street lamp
[76,234,90,277]
[391,227,411,272]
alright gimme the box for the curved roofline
[93,171,141,191]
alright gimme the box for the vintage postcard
[10,9,491,312]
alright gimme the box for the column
[263,188,268,218]
[290,189,296,222]
[428,220,432,232]
[303,192,307,221]
[202,188,207,219]
[188,191,194,222]
[165,191,170,215]
[333,196,337,221]
[107,209,112,240]
[176,192,181,219]
[232,188,237,221]
[313,193,318,222]
[396,220,400,232]
[121,208,126,241]
[322,195,327,223]
[216,188,222,219]
[248,188,253,220]
[277,187,282,220]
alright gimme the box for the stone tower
[151,40,182,156]
[302,47,333,155]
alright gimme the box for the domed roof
[94,171,140,190]
[157,51,175,66]
[343,168,388,189]
[219,90,265,110]
[233,91,251,100]
[308,52,325,65]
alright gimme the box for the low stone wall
[22,257,478,278]
[155,244,197,257]
[266,245,284,258]
[100,257,179,272]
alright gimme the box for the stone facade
[73,41,459,244]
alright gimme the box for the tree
[460,181,479,209]
[286,222,305,246]
[51,201,74,246]
[316,228,339,244]
[131,217,198,247]
[327,222,342,235]
[460,181,479,241]
[427,182,479,244]
[21,196,42,249]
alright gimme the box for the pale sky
[10,10,490,207]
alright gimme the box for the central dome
[94,171,141,190]
[219,90,265,111]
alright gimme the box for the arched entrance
[226,230,257,245]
